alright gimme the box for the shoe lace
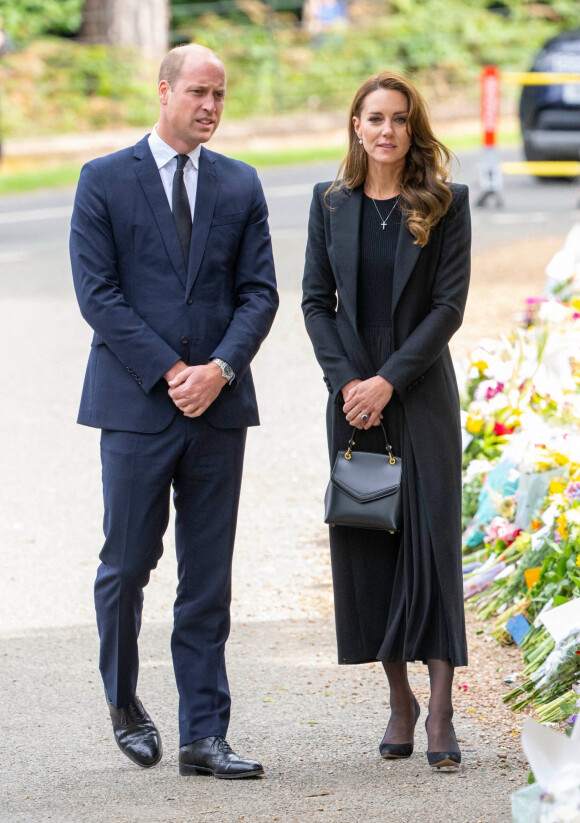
[216,737,233,755]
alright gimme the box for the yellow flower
[552,452,570,467]
[576,555,580,568]
[549,479,568,495]
[466,415,483,435]
[472,359,488,374]
[557,514,568,540]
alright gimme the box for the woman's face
[353,88,412,172]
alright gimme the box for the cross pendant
[381,220,387,230]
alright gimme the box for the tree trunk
[81,0,169,59]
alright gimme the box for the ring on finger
[360,413,369,422]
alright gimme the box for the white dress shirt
[148,126,201,219]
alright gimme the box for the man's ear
[158,80,170,105]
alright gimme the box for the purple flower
[566,482,580,503]
[567,713,578,725]
[572,683,580,696]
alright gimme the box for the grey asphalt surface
[0,150,574,822]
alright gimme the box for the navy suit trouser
[95,412,247,746]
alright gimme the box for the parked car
[519,28,580,162]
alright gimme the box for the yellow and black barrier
[502,161,580,177]
[502,72,580,86]
[477,67,580,206]
[503,71,580,178]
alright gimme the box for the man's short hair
[158,44,221,88]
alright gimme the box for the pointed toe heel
[379,697,421,759]
[426,751,461,768]
[424,716,461,769]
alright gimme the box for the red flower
[493,421,514,436]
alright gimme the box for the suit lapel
[392,220,422,316]
[186,147,219,296]
[329,186,362,331]
[133,137,188,287]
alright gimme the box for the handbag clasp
[344,438,356,460]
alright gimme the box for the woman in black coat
[302,71,471,768]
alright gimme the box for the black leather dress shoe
[107,696,162,768]
[179,736,264,779]
[379,697,421,759]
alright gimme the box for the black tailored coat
[302,181,471,665]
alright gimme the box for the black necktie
[172,154,192,265]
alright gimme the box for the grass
[0,163,83,195]
[0,130,522,196]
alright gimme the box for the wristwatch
[212,358,235,385]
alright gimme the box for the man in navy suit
[70,43,278,778]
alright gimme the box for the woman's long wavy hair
[325,71,453,247]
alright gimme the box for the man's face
[158,55,226,152]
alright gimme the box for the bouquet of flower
[460,231,580,724]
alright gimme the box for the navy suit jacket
[70,137,278,432]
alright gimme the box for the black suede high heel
[424,715,461,768]
[379,697,421,759]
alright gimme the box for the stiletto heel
[424,715,461,768]
[379,697,421,759]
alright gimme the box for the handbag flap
[330,450,402,503]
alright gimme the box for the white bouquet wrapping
[512,716,580,823]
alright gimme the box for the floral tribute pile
[460,225,580,728]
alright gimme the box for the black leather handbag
[324,423,402,532]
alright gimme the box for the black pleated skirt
[327,322,466,666]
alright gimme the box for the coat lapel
[392,220,422,316]
[186,147,219,296]
[133,137,188,288]
[329,186,362,331]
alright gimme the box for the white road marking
[0,206,72,225]
[272,228,307,239]
[265,183,314,198]
[485,212,549,225]
[0,251,30,263]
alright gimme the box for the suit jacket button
[186,298,193,305]
[180,336,189,345]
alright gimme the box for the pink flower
[485,382,505,400]
[484,516,522,547]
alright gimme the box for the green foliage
[0,0,83,43]
[181,0,580,116]
[1,40,158,138]
[0,0,579,137]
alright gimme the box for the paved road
[0,148,578,299]
[0,149,565,822]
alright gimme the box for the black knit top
[358,194,401,327]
